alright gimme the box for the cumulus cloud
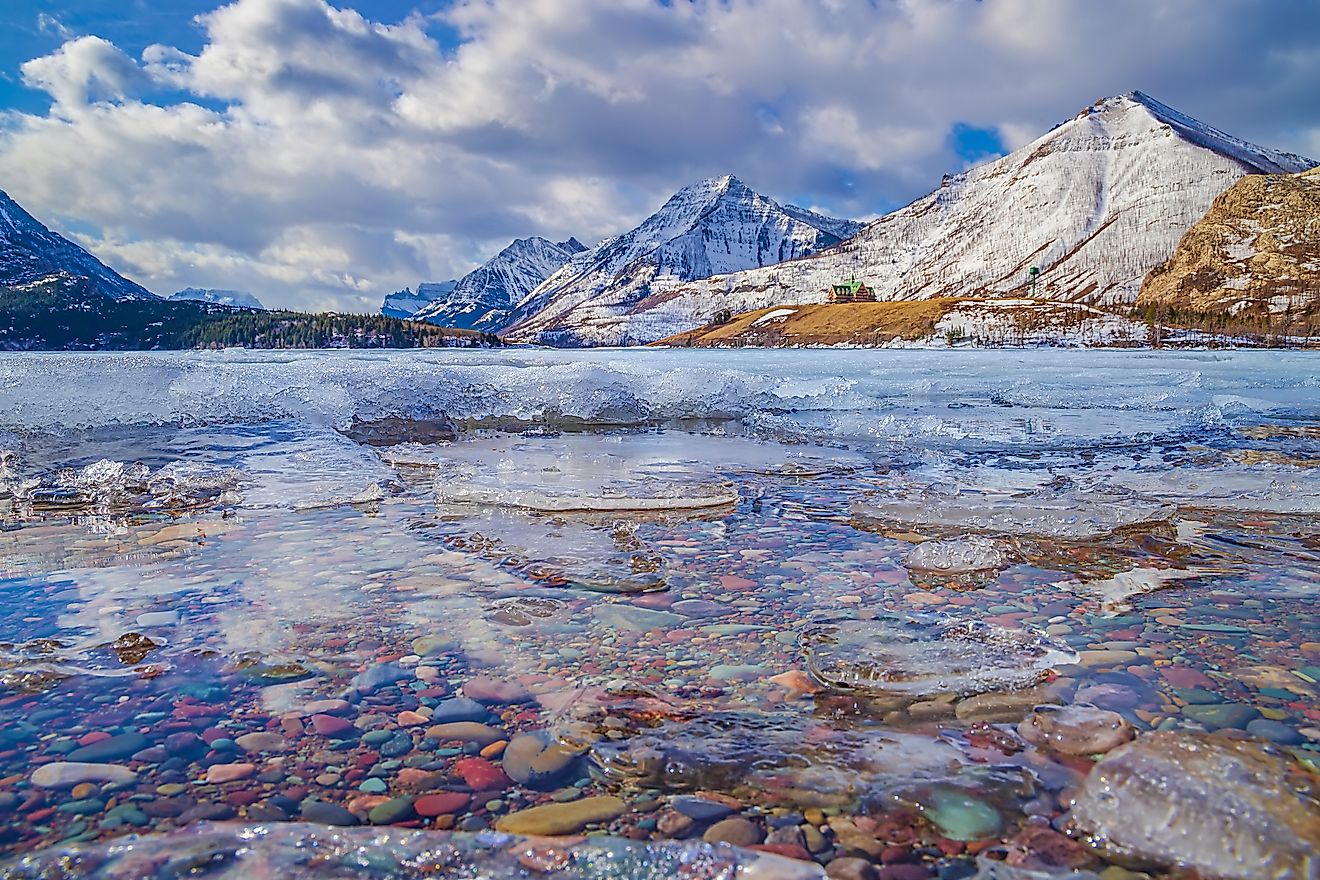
[2,0,1318,310]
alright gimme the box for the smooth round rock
[414,792,471,818]
[299,799,359,826]
[703,817,762,847]
[31,763,137,790]
[424,722,505,745]
[67,732,150,763]
[235,732,289,753]
[501,730,578,789]
[464,676,532,705]
[495,796,628,836]
[1017,704,1134,755]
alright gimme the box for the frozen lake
[1,348,1317,878]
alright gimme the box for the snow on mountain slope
[411,237,585,332]
[504,175,863,345]
[169,288,265,310]
[589,93,1316,345]
[1,188,156,300]
[381,281,457,318]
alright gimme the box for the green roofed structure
[827,279,876,303]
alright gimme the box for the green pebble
[924,789,1001,841]
[485,799,504,812]
[358,778,388,794]
[362,731,393,745]
[57,799,105,816]
[1174,688,1221,705]
[156,784,186,796]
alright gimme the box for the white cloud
[1,0,1317,311]
[20,35,151,109]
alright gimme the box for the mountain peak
[1078,91,1316,174]
[405,235,582,331]
[503,175,862,344]
[1,188,156,300]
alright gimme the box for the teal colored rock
[103,804,148,827]
[1182,703,1260,729]
[358,778,388,794]
[361,730,393,745]
[57,799,105,815]
[1182,623,1250,634]
[368,797,415,825]
[1173,688,1221,705]
[923,788,1001,841]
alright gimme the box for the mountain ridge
[503,174,863,345]
[1,189,156,301]
[411,235,587,332]
[538,92,1315,345]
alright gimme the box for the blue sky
[1,0,1318,311]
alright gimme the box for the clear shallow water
[0,349,1317,878]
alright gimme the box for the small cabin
[827,279,875,303]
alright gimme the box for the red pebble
[748,844,813,862]
[76,732,111,747]
[227,791,260,807]
[453,757,510,790]
[310,714,354,737]
[414,792,471,817]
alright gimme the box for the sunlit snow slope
[504,175,861,345]
[563,93,1314,345]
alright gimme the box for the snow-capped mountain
[504,175,863,345]
[412,237,586,332]
[169,288,265,310]
[584,92,1315,345]
[381,281,457,319]
[1,188,155,300]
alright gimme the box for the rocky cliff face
[503,175,861,345]
[583,93,1314,345]
[1138,168,1320,323]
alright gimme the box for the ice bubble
[584,709,968,804]
[904,536,1010,573]
[800,615,1077,697]
[1,822,827,879]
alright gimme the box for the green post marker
[1028,266,1040,297]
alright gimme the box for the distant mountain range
[0,190,486,349]
[3,90,1315,350]
[382,281,457,319]
[529,92,1314,345]
[411,237,587,332]
[169,288,265,310]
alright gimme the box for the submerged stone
[802,615,1076,698]
[1069,732,1320,879]
[495,795,628,836]
[1017,705,1134,755]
